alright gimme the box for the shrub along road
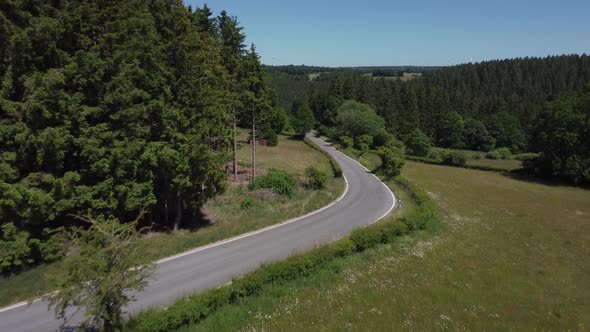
[0,134,395,331]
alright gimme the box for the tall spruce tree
[0,0,241,272]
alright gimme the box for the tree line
[270,55,590,184]
[0,1,279,275]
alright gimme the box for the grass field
[466,158,522,171]
[0,133,344,307]
[186,161,590,331]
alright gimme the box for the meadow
[185,161,590,331]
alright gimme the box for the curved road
[0,135,395,331]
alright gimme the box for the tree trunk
[164,194,169,226]
[252,112,256,179]
[173,197,182,232]
[233,111,238,182]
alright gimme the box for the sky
[184,0,590,67]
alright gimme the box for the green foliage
[249,170,297,196]
[305,166,328,190]
[485,112,526,152]
[49,216,154,331]
[437,111,464,149]
[259,107,288,146]
[0,223,31,275]
[441,151,468,166]
[405,128,431,157]
[240,196,254,210]
[303,137,343,177]
[514,153,540,161]
[373,130,397,148]
[486,147,512,160]
[290,99,315,136]
[128,176,442,332]
[355,134,373,154]
[335,100,386,139]
[0,2,279,272]
[317,125,336,138]
[340,136,354,149]
[527,89,590,184]
[377,146,405,179]
[463,118,495,151]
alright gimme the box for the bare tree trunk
[173,197,182,232]
[252,112,256,179]
[233,111,238,182]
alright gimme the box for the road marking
[0,292,56,313]
[316,137,396,224]
[0,135,397,314]
[157,148,350,264]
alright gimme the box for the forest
[0,0,282,274]
[0,0,588,277]
[270,55,590,184]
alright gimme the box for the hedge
[405,155,515,173]
[303,136,343,177]
[126,176,441,331]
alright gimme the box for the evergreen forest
[0,0,279,274]
[270,55,590,184]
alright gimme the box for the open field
[466,157,522,171]
[186,161,590,331]
[0,134,344,307]
[236,131,333,175]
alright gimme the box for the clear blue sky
[184,0,590,67]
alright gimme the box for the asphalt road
[0,135,396,331]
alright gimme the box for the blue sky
[184,0,590,67]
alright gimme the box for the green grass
[0,133,344,307]
[184,161,590,331]
[466,157,522,171]
[159,177,425,332]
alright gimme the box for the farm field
[466,158,522,171]
[186,161,590,331]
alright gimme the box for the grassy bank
[127,158,442,331]
[0,134,344,307]
[216,161,590,331]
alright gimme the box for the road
[0,135,396,331]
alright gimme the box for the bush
[0,223,32,275]
[318,125,336,139]
[514,152,540,161]
[355,134,373,154]
[249,170,297,196]
[340,136,354,149]
[350,227,383,251]
[377,146,405,179]
[240,196,254,209]
[486,147,511,160]
[305,166,328,189]
[486,150,501,159]
[441,151,467,166]
[426,149,443,162]
[405,128,431,157]
[373,130,396,148]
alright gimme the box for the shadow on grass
[502,169,588,189]
[143,209,214,234]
